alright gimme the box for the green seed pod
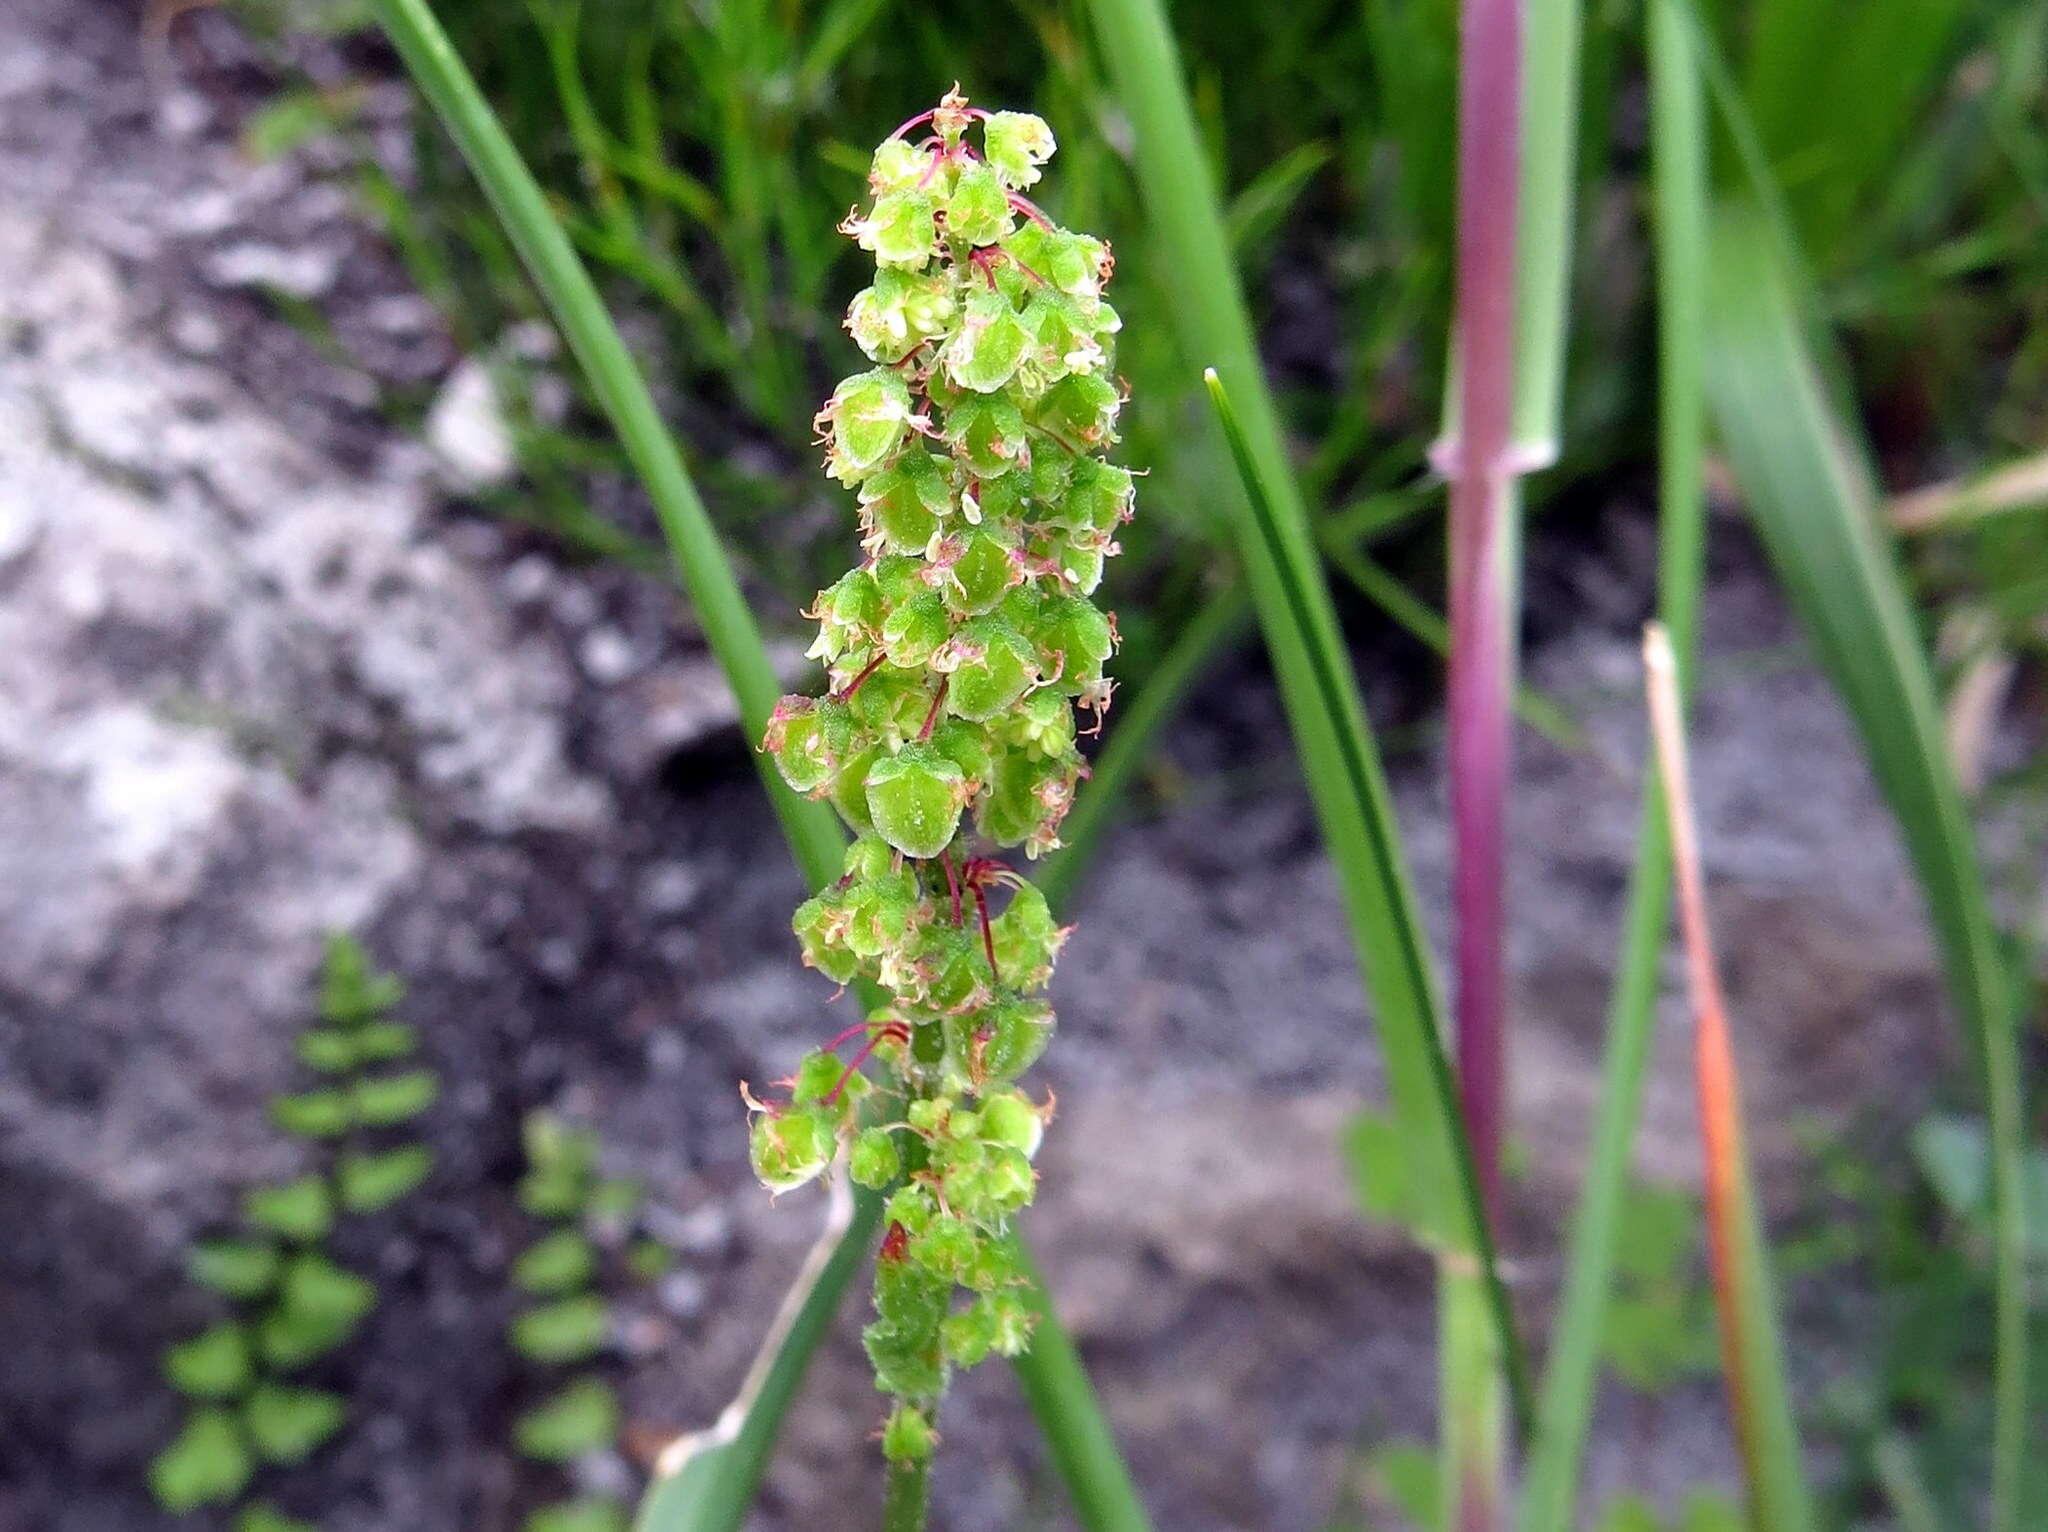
[936,529,1019,616]
[979,998,1054,1084]
[1007,686,1076,758]
[827,741,883,835]
[980,1092,1045,1159]
[937,618,1037,723]
[842,834,897,885]
[847,269,956,364]
[863,472,942,555]
[926,717,993,786]
[881,1402,937,1464]
[748,1105,836,1193]
[822,368,918,485]
[1035,371,1121,448]
[944,287,1031,394]
[790,1050,851,1104]
[905,1097,950,1136]
[880,590,951,669]
[869,138,929,195]
[983,111,1055,189]
[945,394,1027,476]
[977,745,1075,849]
[845,190,938,270]
[849,1127,902,1190]
[762,696,854,795]
[792,896,859,985]
[864,744,968,860]
[942,161,1012,247]
[991,884,1063,990]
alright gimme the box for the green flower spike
[752,88,1130,1493]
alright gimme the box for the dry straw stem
[1643,622,1813,1532]
[1889,449,2048,533]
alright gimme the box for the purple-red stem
[1446,1,1522,1526]
[1448,0,1523,1254]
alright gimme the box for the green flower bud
[984,1291,1036,1357]
[847,269,956,364]
[981,1145,1036,1213]
[862,1319,944,1399]
[992,884,1064,991]
[1006,686,1076,758]
[810,569,886,660]
[983,111,1055,189]
[864,744,968,859]
[874,1250,950,1336]
[1064,460,1134,536]
[881,1402,937,1464]
[980,1092,1045,1159]
[849,1127,903,1190]
[885,1184,936,1237]
[937,618,1037,723]
[939,1307,993,1367]
[748,1105,836,1193]
[908,1214,977,1282]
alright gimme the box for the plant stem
[880,1454,930,1532]
[1644,624,1814,1532]
[368,7,1147,1527]
[1447,0,1522,1273]
[1442,0,1525,1523]
[1517,2,1706,1523]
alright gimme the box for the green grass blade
[1012,1252,1155,1532]
[1080,0,1528,1433]
[1644,624,1815,1532]
[1515,0,1587,459]
[1703,205,2028,1532]
[1518,1,1709,1523]
[370,4,1146,1525]
[632,1183,883,1532]
[1206,372,1533,1431]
